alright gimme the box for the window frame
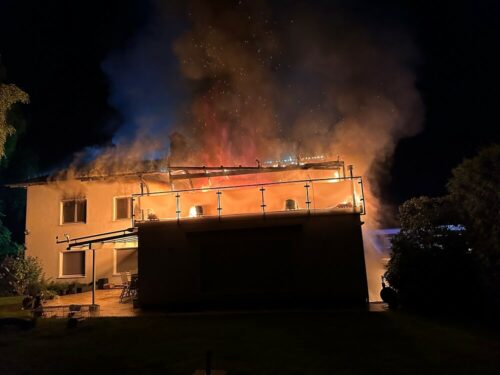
[60,198,87,225]
[113,247,138,276]
[113,196,132,221]
[59,250,86,278]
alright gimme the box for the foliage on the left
[0,69,30,265]
[0,255,42,296]
[0,216,23,258]
[0,83,29,158]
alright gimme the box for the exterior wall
[138,212,368,310]
[22,172,368,307]
[25,178,168,284]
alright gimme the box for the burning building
[18,0,421,306]
[9,157,369,309]
[3,0,425,309]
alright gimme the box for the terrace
[132,175,366,224]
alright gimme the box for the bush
[385,197,483,312]
[47,281,70,296]
[27,279,57,300]
[43,289,57,300]
[386,227,480,312]
[46,281,92,295]
[0,255,43,296]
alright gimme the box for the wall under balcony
[138,211,368,310]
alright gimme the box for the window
[115,197,132,220]
[115,248,138,274]
[61,199,86,224]
[61,251,85,277]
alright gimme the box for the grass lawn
[0,295,23,306]
[0,295,31,318]
[0,306,499,375]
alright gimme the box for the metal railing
[130,176,366,225]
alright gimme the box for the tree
[448,144,500,309]
[0,216,22,258]
[385,196,480,312]
[0,83,29,158]
[0,255,42,296]
[0,64,29,253]
[386,146,500,312]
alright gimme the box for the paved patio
[43,289,387,318]
[44,288,140,317]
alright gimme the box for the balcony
[132,176,365,223]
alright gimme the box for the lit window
[61,251,85,277]
[115,248,138,274]
[61,199,87,224]
[115,197,132,220]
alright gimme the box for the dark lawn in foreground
[0,310,499,375]
[0,296,30,318]
[0,296,23,306]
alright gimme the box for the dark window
[115,248,138,273]
[115,197,131,220]
[62,200,86,224]
[62,252,85,276]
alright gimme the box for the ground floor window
[114,248,138,274]
[60,251,85,277]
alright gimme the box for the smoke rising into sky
[101,0,422,179]
[99,0,423,300]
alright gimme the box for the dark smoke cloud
[100,0,422,178]
[164,1,422,175]
[98,1,187,159]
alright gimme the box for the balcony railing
[130,176,365,225]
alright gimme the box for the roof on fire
[6,159,346,188]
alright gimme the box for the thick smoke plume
[92,0,423,300]
[167,1,422,168]
[167,1,421,300]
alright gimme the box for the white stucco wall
[24,178,169,284]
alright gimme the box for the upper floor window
[61,199,87,224]
[114,197,132,220]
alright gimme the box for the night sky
[0,0,499,232]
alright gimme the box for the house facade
[12,161,370,308]
[22,177,168,285]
